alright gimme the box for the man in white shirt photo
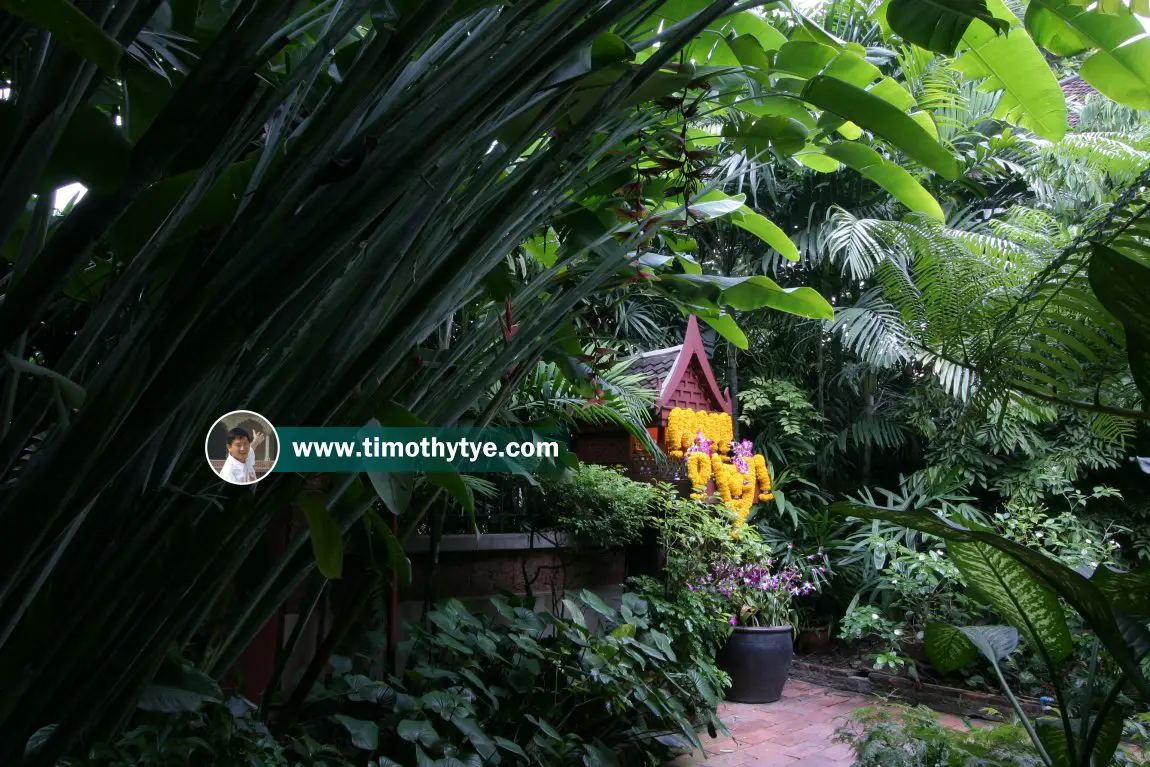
[219,427,265,485]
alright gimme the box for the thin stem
[989,659,1054,767]
[1077,637,1100,758]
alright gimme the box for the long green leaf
[948,539,1073,665]
[824,142,944,220]
[695,191,800,261]
[1088,242,1150,402]
[1090,564,1150,617]
[1087,706,1126,767]
[923,622,977,674]
[954,0,1067,141]
[802,76,960,179]
[666,273,834,319]
[365,509,412,586]
[1035,718,1074,767]
[428,472,475,518]
[700,314,749,349]
[958,625,1020,663]
[885,0,1010,54]
[0,0,123,72]
[299,492,344,580]
[730,207,799,261]
[1027,0,1150,108]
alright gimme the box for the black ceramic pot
[717,625,794,703]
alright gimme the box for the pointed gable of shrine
[627,315,732,419]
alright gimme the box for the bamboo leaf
[0,103,130,193]
[4,353,86,408]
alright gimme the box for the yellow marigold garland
[663,407,774,529]
[753,454,774,502]
[666,408,734,458]
[686,451,710,491]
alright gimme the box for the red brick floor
[666,679,974,766]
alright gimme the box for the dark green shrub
[314,593,725,766]
[539,465,670,551]
[59,698,351,767]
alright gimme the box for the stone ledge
[403,532,570,554]
[790,659,1042,720]
[790,659,871,693]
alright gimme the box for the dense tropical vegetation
[1,0,1150,764]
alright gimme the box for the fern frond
[830,289,911,370]
[1088,413,1136,445]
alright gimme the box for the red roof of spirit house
[1060,75,1099,127]
[626,314,732,420]
[572,315,731,475]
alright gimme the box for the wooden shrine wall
[660,359,727,416]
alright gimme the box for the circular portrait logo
[205,410,279,485]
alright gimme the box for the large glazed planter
[717,625,794,703]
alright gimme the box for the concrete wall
[258,534,629,697]
[393,533,627,668]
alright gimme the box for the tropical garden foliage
[1,0,1150,765]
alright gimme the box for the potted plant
[692,545,819,703]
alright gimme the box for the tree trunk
[727,341,740,442]
[816,335,826,486]
[862,372,875,486]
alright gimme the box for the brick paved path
[667,679,972,767]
